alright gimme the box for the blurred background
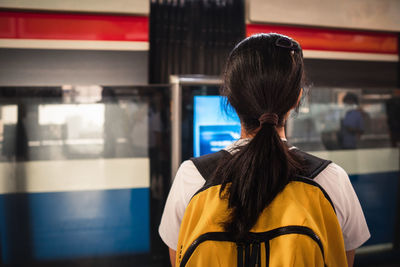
[0,0,399,266]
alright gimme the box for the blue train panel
[0,188,149,265]
[350,171,399,246]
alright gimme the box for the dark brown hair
[214,33,305,240]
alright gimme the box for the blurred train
[0,72,399,266]
[0,1,399,266]
[0,86,171,266]
[1,74,400,266]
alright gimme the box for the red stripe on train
[246,24,398,55]
[0,11,397,54]
[0,11,148,42]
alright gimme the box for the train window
[0,86,171,266]
[287,87,395,151]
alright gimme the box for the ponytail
[213,118,301,240]
[214,33,305,240]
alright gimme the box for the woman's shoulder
[174,160,206,204]
[313,162,351,197]
[177,160,206,182]
[318,162,348,179]
[314,161,370,250]
[313,162,355,223]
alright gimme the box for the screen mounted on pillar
[181,85,241,160]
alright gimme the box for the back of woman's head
[215,33,304,240]
[222,33,304,130]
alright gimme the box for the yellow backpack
[176,149,347,267]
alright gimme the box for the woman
[159,33,370,266]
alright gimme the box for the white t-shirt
[159,139,370,251]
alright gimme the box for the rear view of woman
[159,33,370,267]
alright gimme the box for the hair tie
[258,113,279,126]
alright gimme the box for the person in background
[159,33,370,267]
[338,93,366,149]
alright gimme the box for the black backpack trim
[190,147,335,212]
[190,149,230,182]
[190,148,332,181]
[291,148,332,179]
[179,225,325,267]
[189,150,231,197]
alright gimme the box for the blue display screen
[193,96,241,157]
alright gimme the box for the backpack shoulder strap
[190,147,335,211]
[291,148,332,179]
[191,148,331,180]
[190,150,230,181]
